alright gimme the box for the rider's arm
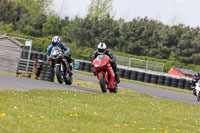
[91,50,98,62]
[47,44,53,56]
[107,50,116,62]
[60,43,70,52]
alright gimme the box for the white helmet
[97,42,107,54]
[52,36,60,45]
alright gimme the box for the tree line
[1,0,200,66]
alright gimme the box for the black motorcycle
[50,46,73,85]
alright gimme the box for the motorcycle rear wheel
[56,65,63,84]
[64,73,73,85]
[109,83,118,93]
[99,73,107,93]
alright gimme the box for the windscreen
[96,55,107,61]
[52,46,61,52]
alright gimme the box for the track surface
[0,73,199,104]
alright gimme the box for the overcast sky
[51,0,200,27]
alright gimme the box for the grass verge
[0,89,199,133]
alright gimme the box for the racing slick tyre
[99,73,107,93]
[56,65,64,84]
[64,73,73,85]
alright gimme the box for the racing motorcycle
[195,80,200,101]
[92,54,118,93]
[50,46,73,85]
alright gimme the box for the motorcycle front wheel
[56,65,64,84]
[99,73,107,93]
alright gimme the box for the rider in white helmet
[191,72,200,96]
[92,42,120,83]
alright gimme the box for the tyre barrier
[137,72,145,82]
[130,70,138,80]
[84,62,92,72]
[37,53,43,60]
[21,50,28,59]
[184,80,191,90]
[171,78,179,88]
[119,68,125,78]
[42,54,47,61]
[31,52,38,60]
[164,76,172,86]
[21,50,47,61]
[157,75,165,85]
[178,79,186,89]
[78,62,86,71]
[150,74,158,84]
[144,73,152,83]
[39,61,54,82]
[124,69,131,79]
[74,61,80,70]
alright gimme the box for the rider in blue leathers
[47,36,74,71]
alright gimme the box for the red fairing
[93,55,116,89]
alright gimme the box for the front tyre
[99,73,107,93]
[56,65,63,84]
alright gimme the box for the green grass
[0,89,200,133]
[0,71,16,76]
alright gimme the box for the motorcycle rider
[92,42,120,83]
[47,36,74,72]
[191,72,200,96]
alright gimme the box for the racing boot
[193,88,197,96]
[69,62,74,75]
[115,71,120,83]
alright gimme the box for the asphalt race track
[0,73,199,104]
[0,74,100,93]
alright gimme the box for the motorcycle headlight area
[52,51,59,56]
[94,64,100,67]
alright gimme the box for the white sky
[51,0,200,27]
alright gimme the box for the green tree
[87,0,115,20]
[42,15,60,36]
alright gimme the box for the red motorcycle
[93,54,118,93]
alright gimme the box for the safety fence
[116,56,165,72]
[17,50,192,91]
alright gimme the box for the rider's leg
[111,63,120,83]
[192,87,197,96]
